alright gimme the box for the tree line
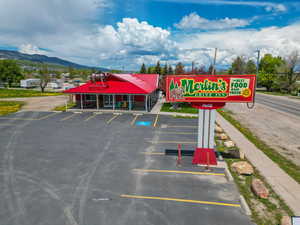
[139,51,300,95]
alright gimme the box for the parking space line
[133,169,225,176]
[38,112,60,120]
[0,117,35,121]
[107,114,120,124]
[0,123,14,126]
[167,125,197,128]
[60,113,77,121]
[153,114,159,127]
[84,113,98,122]
[120,194,240,208]
[130,114,139,126]
[148,140,197,144]
[160,131,196,135]
[140,152,165,155]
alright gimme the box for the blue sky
[0,0,299,70]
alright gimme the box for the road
[255,93,300,117]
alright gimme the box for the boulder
[251,178,269,199]
[231,161,254,175]
[281,215,292,225]
[224,141,235,148]
[215,125,223,133]
[216,133,228,140]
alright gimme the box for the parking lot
[0,111,253,225]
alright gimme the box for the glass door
[103,95,113,107]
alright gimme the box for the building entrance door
[103,95,113,107]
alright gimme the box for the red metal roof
[64,73,159,94]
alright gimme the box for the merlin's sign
[166,75,256,103]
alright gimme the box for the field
[0,89,63,98]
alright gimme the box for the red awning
[64,73,159,94]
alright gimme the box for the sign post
[166,75,256,166]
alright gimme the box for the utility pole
[192,61,195,74]
[256,50,260,76]
[212,48,218,75]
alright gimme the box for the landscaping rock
[251,178,269,199]
[216,133,228,140]
[215,125,223,133]
[224,140,235,148]
[231,161,254,175]
[281,215,292,225]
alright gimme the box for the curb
[224,164,234,182]
[239,195,252,216]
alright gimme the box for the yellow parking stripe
[140,152,165,155]
[160,132,196,135]
[60,113,77,121]
[167,125,197,128]
[120,194,240,208]
[107,114,120,124]
[131,114,139,126]
[0,117,35,121]
[38,112,59,120]
[148,140,197,144]
[153,114,159,127]
[133,169,225,176]
[84,113,98,122]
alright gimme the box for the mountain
[0,50,109,71]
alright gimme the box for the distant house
[64,73,159,111]
[20,79,40,88]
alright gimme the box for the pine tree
[168,65,174,75]
[162,64,168,76]
[155,61,161,75]
[175,62,185,74]
[140,63,147,73]
[147,67,153,74]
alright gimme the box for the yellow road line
[153,114,159,127]
[120,194,240,208]
[140,152,165,155]
[38,112,59,120]
[60,113,77,121]
[0,123,14,126]
[107,114,119,124]
[148,140,197,144]
[84,113,98,122]
[133,169,225,176]
[130,114,139,126]
[0,117,35,121]
[167,125,197,128]
[160,132,196,135]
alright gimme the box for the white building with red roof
[64,73,159,111]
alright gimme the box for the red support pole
[177,144,182,166]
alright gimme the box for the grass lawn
[0,101,25,116]
[257,90,300,99]
[53,102,76,112]
[161,103,198,114]
[0,89,63,98]
[218,108,300,184]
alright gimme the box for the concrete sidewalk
[217,112,300,215]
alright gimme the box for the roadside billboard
[166,75,256,103]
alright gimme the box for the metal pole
[197,109,204,148]
[80,94,83,109]
[145,95,148,112]
[113,95,115,110]
[212,48,218,75]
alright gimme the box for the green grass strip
[218,109,300,184]
[0,89,63,98]
[0,101,25,116]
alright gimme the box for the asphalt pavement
[0,111,253,225]
[255,93,300,117]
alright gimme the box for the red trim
[192,148,217,165]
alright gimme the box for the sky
[0,0,299,70]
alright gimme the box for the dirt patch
[1,95,68,111]
[225,103,300,167]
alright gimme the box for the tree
[276,51,300,93]
[155,61,161,74]
[245,60,257,74]
[140,63,147,74]
[208,64,214,75]
[38,65,51,92]
[167,65,174,75]
[229,56,246,74]
[0,59,23,87]
[259,54,285,91]
[162,64,168,76]
[175,62,185,74]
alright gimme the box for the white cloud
[154,0,287,13]
[18,44,47,55]
[175,13,250,30]
[176,23,300,67]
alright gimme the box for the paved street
[0,111,252,225]
[255,93,300,117]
